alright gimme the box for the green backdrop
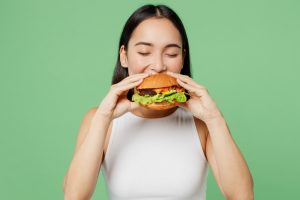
[1,0,299,199]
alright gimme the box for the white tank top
[101,107,208,200]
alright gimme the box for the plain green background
[1,0,299,199]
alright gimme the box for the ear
[119,45,128,68]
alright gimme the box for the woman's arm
[205,117,254,200]
[166,71,253,199]
[63,73,149,200]
[63,108,111,200]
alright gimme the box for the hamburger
[132,73,188,110]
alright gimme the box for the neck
[130,106,178,119]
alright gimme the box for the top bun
[137,73,179,89]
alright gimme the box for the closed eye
[166,54,178,58]
[138,52,150,56]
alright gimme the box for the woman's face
[120,18,185,75]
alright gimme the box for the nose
[149,54,166,73]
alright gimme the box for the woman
[63,4,254,200]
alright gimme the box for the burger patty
[138,87,185,96]
[139,89,157,96]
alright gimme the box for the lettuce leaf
[132,91,187,105]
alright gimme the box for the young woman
[63,4,254,200]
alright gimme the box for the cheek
[165,57,183,73]
[127,53,150,74]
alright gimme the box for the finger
[167,71,206,89]
[115,73,149,87]
[177,78,206,97]
[123,73,149,82]
[128,101,140,112]
[112,78,144,96]
[177,102,189,112]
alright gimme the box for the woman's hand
[167,71,223,123]
[96,73,149,120]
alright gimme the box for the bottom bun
[141,101,179,110]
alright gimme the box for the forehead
[129,18,182,46]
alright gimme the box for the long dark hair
[111,4,192,98]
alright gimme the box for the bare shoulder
[193,117,209,159]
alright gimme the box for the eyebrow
[134,42,182,49]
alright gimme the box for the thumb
[128,101,140,112]
[178,102,189,112]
